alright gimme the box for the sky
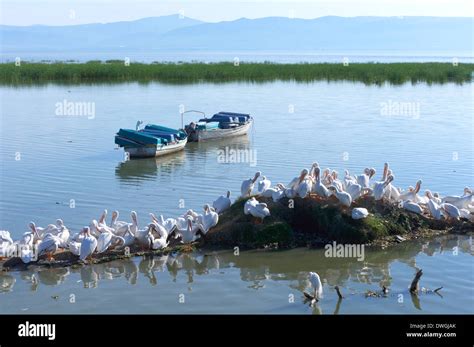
[0,0,472,26]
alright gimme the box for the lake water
[0,80,473,313]
[0,235,472,314]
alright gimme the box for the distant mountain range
[1,15,472,53]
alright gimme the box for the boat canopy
[115,124,186,148]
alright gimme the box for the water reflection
[115,151,186,182]
[114,135,252,184]
[1,235,472,313]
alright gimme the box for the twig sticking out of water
[335,285,344,299]
[434,286,443,293]
[410,269,423,294]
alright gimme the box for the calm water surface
[0,80,472,313]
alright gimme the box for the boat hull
[191,119,252,142]
[124,138,188,158]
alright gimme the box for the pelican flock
[0,162,472,266]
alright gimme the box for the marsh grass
[0,61,472,85]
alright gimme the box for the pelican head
[56,219,64,227]
[299,169,309,182]
[112,210,119,219]
[464,187,472,195]
[90,220,99,230]
[131,211,138,223]
[369,168,376,178]
[82,227,91,236]
[382,163,389,180]
[415,180,422,193]
[28,222,36,232]
[313,167,321,180]
[331,170,338,179]
[252,171,261,182]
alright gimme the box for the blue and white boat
[115,122,188,158]
[184,111,253,142]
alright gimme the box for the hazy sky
[1,0,472,26]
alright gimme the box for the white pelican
[321,168,332,186]
[200,204,219,234]
[98,209,108,228]
[373,174,394,201]
[136,223,155,249]
[288,169,309,190]
[151,235,168,250]
[241,171,261,197]
[441,203,461,220]
[150,213,176,235]
[297,176,314,198]
[96,229,124,253]
[68,241,81,256]
[356,168,376,188]
[329,171,344,192]
[257,176,272,194]
[0,230,14,259]
[352,208,369,220]
[28,221,56,240]
[247,197,271,222]
[149,220,169,241]
[343,169,357,189]
[0,230,13,246]
[120,227,136,248]
[176,216,202,244]
[312,167,331,198]
[442,191,473,209]
[37,233,62,261]
[148,225,169,250]
[425,190,442,205]
[261,184,282,198]
[399,200,423,214]
[345,182,364,201]
[130,211,139,236]
[244,197,258,214]
[110,211,130,236]
[184,209,200,222]
[213,191,232,213]
[309,162,319,177]
[427,199,443,220]
[55,219,70,248]
[272,184,286,202]
[328,186,352,207]
[309,272,323,300]
[399,180,424,203]
[80,227,97,263]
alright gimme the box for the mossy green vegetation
[205,195,474,249]
[0,61,472,85]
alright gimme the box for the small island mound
[206,195,474,249]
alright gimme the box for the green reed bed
[0,61,472,85]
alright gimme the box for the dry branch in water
[410,269,423,294]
